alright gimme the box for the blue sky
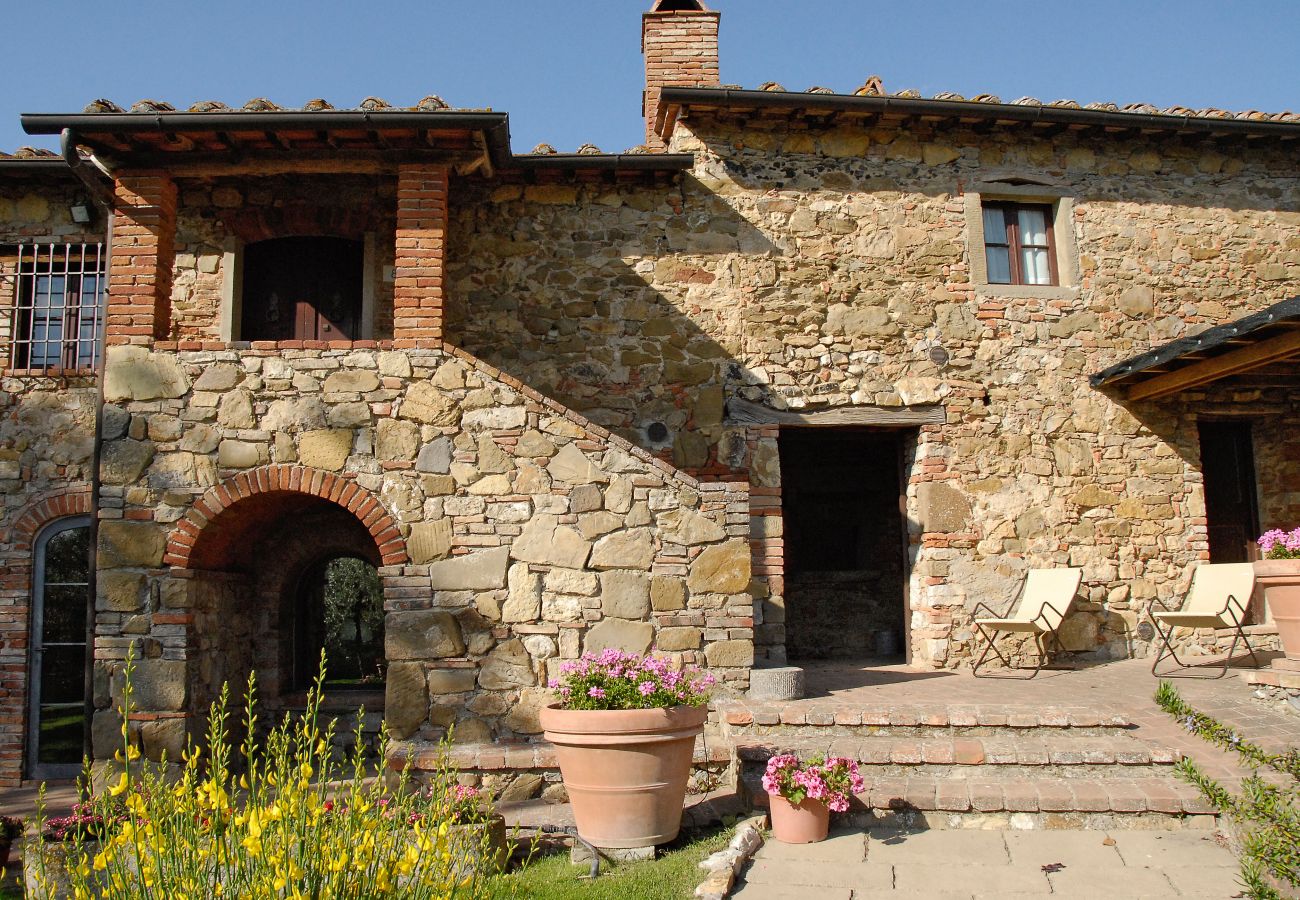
[3,1,1297,156]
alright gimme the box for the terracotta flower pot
[768,793,830,844]
[1255,559,1300,660]
[540,703,706,849]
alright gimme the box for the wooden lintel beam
[1128,329,1300,401]
[726,397,945,427]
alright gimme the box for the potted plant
[540,649,715,849]
[1255,528,1300,659]
[0,815,22,868]
[761,754,864,844]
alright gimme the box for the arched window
[28,516,91,778]
[293,556,386,691]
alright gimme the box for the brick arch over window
[10,486,93,552]
[164,466,407,570]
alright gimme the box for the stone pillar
[393,163,449,346]
[642,0,721,151]
[107,172,177,345]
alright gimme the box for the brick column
[107,172,177,345]
[393,163,449,346]
[642,2,721,150]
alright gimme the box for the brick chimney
[642,0,720,150]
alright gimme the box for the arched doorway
[183,490,389,710]
[27,516,91,778]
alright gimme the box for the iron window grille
[6,243,107,371]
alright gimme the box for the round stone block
[747,666,805,701]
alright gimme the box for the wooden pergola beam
[1128,329,1300,401]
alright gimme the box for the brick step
[732,734,1185,769]
[739,771,1216,818]
[717,702,1133,733]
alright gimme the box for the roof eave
[657,86,1300,140]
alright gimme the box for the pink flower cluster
[1258,528,1300,560]
[762,754,864,814]
[547,649,715,711]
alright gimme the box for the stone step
[739,771,1217,819]
[733,734,1185,770]
[717,702,1133,733]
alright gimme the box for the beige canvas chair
[972,568,1083,678]
[1148,562,1261,678]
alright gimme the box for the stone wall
[445,115,1300,668]
[0,375,96,783]
[91,345,752,766]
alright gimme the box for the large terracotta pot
[768,793,830,844]
[1255,559,1300,660]
[540,703,706,849]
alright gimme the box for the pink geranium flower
[763,754,862,815]
[550,650,714,711]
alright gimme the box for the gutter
[657,86,1300,141]
[61,128,114,776]
[508,153,695,172]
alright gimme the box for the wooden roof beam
[1128,329,1300,401]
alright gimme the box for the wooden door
[1199,420,1260,564]
[242,237,363,342]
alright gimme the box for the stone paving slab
[731,828,1244,898]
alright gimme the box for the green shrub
[1156,681,1300,899]
[27,649,499,899]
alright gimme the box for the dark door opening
[241,237,363,342]
[780,428,908,661]
[293,556,386,691]
[1199,420,1260,565]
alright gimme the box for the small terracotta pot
[540,704,706,849]
[768,793,830,844]
[1255,559,1300,660]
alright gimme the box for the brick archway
[164,465,407,569]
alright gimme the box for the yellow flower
[108,771,129,797]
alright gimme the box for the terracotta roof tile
[130,99,175,113]
[733,78,1297,124]
[241,98,282,111]
[0,147,59,159]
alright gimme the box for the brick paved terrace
[719,654,1299,827]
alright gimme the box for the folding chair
[1148,562,1261,679]
[972,568,1083,679]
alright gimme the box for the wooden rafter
[1128,329,1300,401]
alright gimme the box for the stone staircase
[716,699,1217,830]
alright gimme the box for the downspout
[63,128,114,778]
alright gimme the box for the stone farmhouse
[1,0,1298,790]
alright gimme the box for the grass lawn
[488,826,731,899]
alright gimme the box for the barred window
[6,243,106,371]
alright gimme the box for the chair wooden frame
[1147,562,1261,679]
[972,568,1082,679]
